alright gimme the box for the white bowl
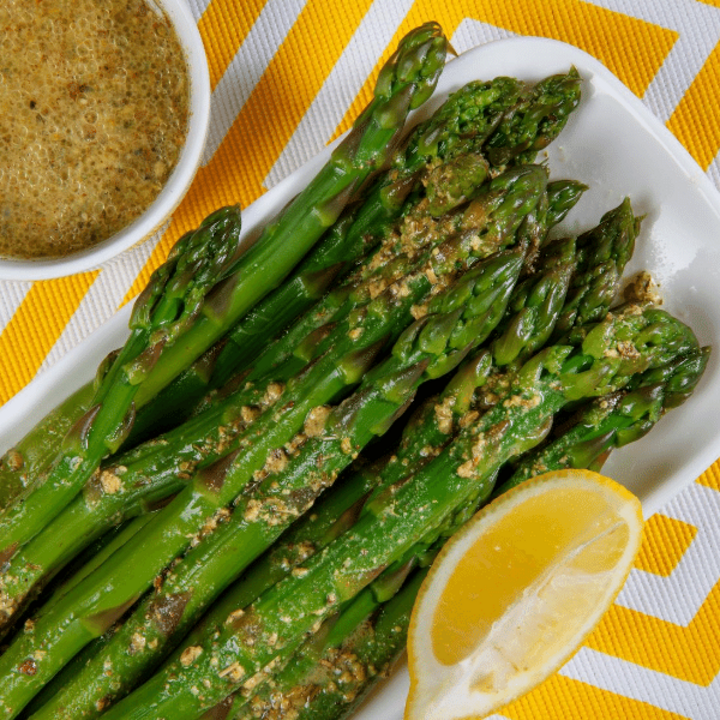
[0,0,211,282]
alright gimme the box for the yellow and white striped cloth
[2,1,720,717]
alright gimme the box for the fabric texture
[2,1,720,717]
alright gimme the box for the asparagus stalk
[550,196,640,341]
[0,24,448,558]
[484,67,582,168]
[498,344,711,490]
[95,303,698,720]
[544,178,588,227]
[25,242,530,720]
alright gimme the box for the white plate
[1,35,719,718]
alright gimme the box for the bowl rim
[0,0,211,282]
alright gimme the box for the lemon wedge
[404,469,643,720]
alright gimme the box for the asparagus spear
[544,178,588,227]
[0,24,448,556]
[484,67,582,168]
[550,196,640,341]
[498,345,711,490]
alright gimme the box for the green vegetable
[97,303,699,719]
[226,344,711,720]
[0,23,448,571]
[0,164,545,718]
[498,345,711,490]
[0,143,515,629]
[29,242,528,720]
[0,206,246,570]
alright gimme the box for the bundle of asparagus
[0,21,708,720]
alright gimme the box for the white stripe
[562,645,719,719]
[707,150,720,189]
[616,483,720,625]
[264,0,415,189]
[587,0,720,122]
[201,0,307,165]
[0,282,32,336]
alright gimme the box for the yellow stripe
[585,578,720,685]
[634,514,697,577]
[500,673,688,719]
[333,0,677,140]
[697,462,720,491]
[0,273,98,405]
[198,0,268,90]
[667,40,720,169]
[123,0,375,306]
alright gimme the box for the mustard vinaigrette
[0,0,190,259]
